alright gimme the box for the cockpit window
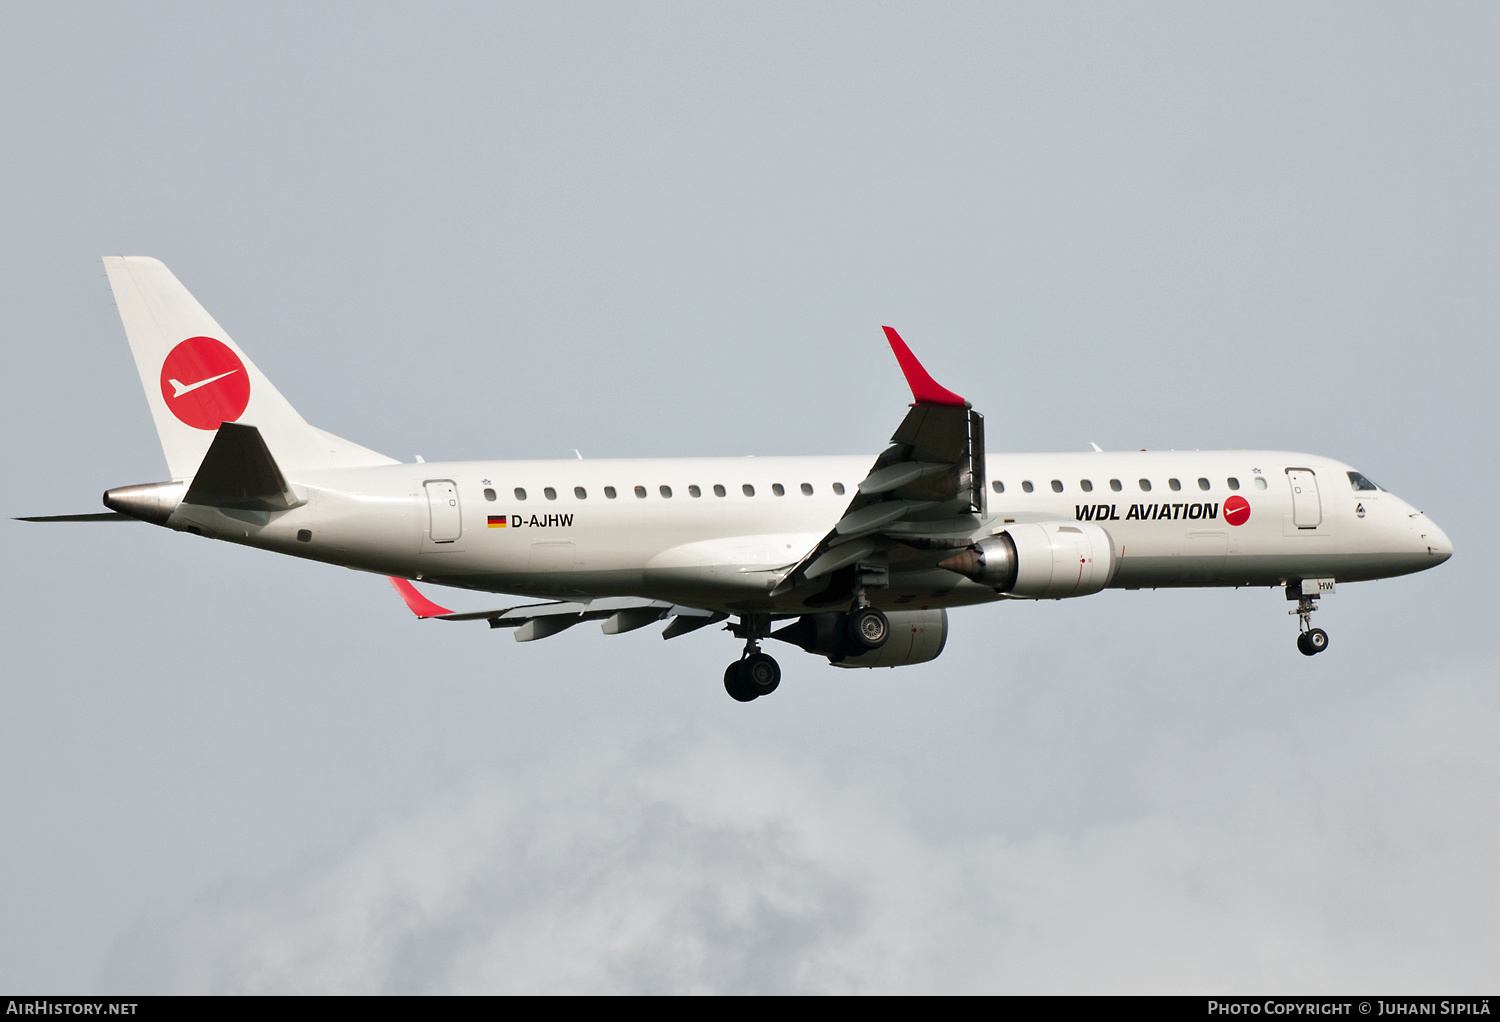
[1347,471,1381,492]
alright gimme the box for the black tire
[1305,628,1329,655]
[724,661,757,702]
[846,607,890,650]
[1297,632,1314,656]
[740,652,781,696]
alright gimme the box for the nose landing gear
[1287,580,1332,656]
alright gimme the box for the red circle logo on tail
[160,337,250,430]
[1224,494,1251,526]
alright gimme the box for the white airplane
[21,258,1453,701]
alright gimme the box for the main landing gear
[847,606,890,650]
[1287,581,1331,656]
[723,614,781,702]
[720,602,893,702]
[724,653,781,702]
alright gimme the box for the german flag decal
[487,515,508,528]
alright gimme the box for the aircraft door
[424,480,462,542]
[1286,468,1322,529]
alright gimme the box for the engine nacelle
[771,609,949,668]
[938,521,1116,598]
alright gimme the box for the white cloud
[106,657,1500,994]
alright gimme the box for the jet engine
[938,521,1116,598]
[772,608,948,668]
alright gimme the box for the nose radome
[1417,516,1453,563]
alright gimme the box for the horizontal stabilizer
[15,512,136,522]
[183,423,304,512]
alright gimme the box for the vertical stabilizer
[103,256,396,480]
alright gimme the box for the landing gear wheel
[724,661,757,702]
[740,652,781,696]
[724,653,780,701]
[847,607,890,650]
[1297,628,1330,656]
[1289,592,1328,657]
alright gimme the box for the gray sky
[2,2,1497,993]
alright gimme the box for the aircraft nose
[1416,515,1453,564]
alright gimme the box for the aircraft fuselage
[153,448,1450,615]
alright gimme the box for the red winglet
[882,326,967,407]
[388,576,454,619]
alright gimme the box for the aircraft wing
[771,327,985,603]
[388,577,726,641]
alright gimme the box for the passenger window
[1168,478,1181,492]
[574,486,587,499]
[604,486,617,499]
[991,480,1004,494]
[832,482,845,495]
[713,484,727,497]
[1051,480,1063,492]
[689,485,701,498]
[1253,477,1268,490]
[1197,478,1210,491]
[483,488,496,501]
[1138,479,1152,492]
[743,484,755,497]
[800,483,813,496]
[544,487,557,500]
[1109,479,1122,492]
[772,483,785,496]
[634,485,647,498]
[1080,479,1093,492]
[1226,478,1239,491]
[1348,471,1381,491]
[660,485,673,498]
[514,487,527,501]
[1021,480,1034,493]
